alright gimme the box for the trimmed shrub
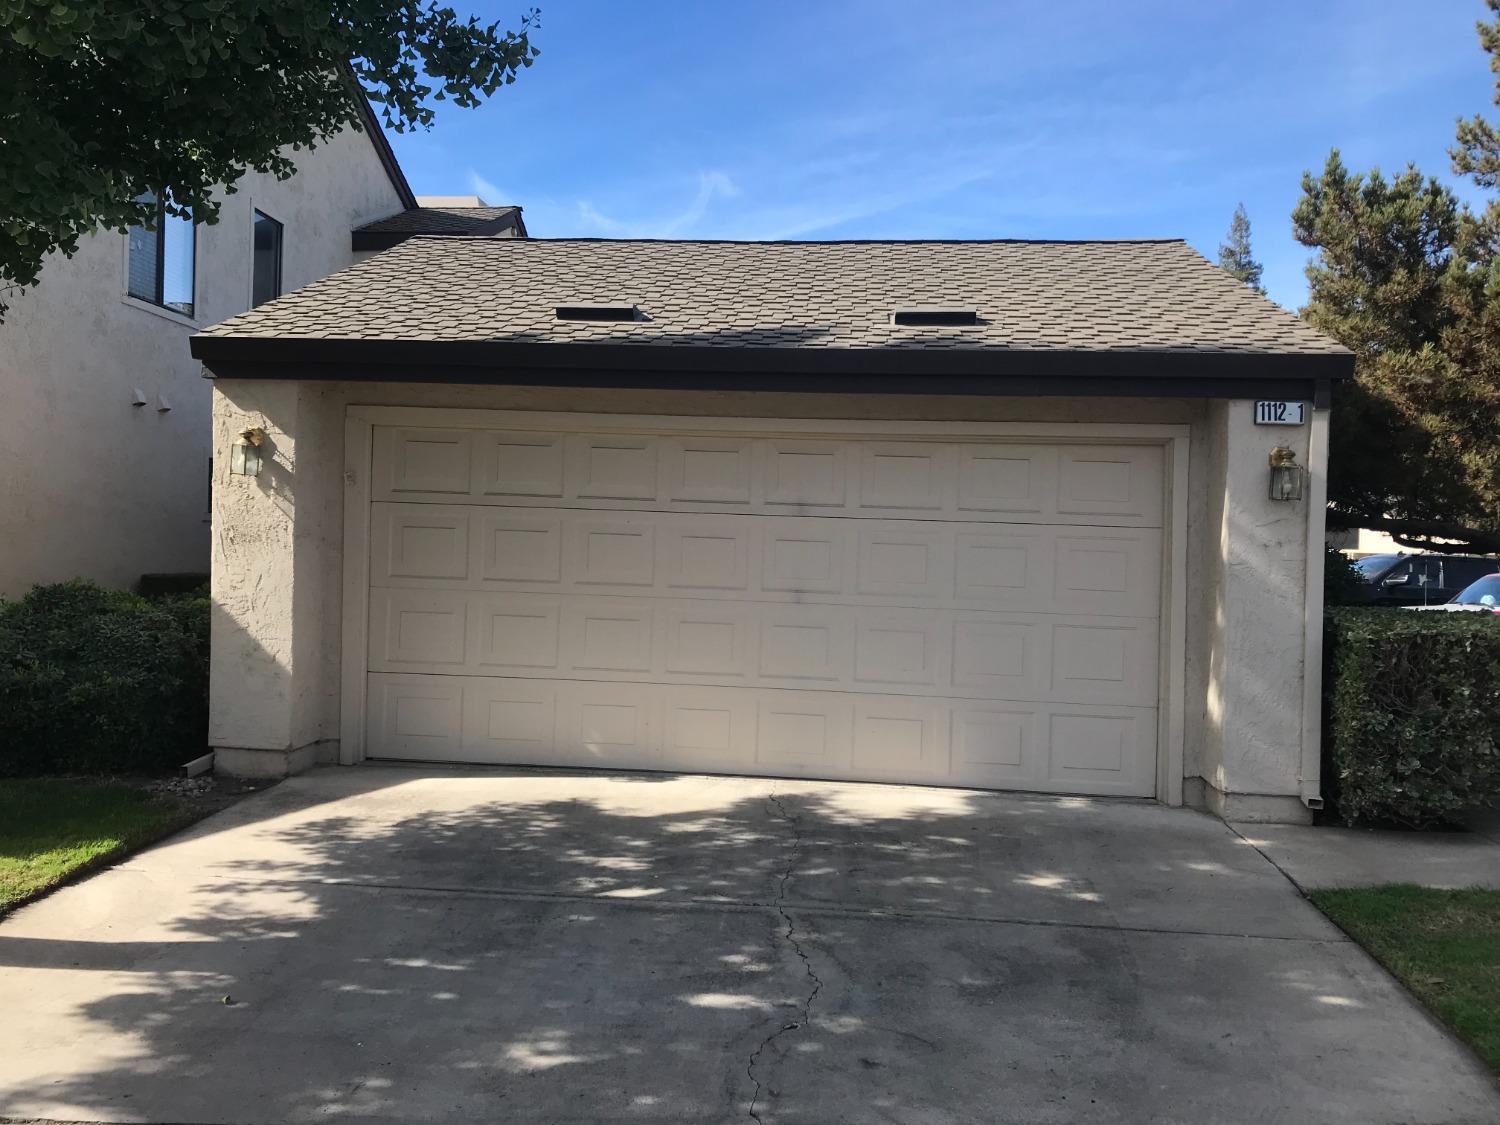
[1325,608,1500,827]
[0,581,209,776]
[1323,547,1366,607]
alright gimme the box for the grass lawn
[1311,885,1500,1072]
[0,779,198,913]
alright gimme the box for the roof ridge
[398,235,1190,247]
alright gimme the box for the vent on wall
[556,304,640,322]
[891,308,979,327]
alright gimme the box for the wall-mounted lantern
[1268,445,1304,501]
[231,427,266,477]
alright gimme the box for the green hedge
[1326,608,1500,827]
[0,581,209,777]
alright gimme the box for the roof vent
[892,308,979,327]
[556,304,639,322]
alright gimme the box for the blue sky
[388,1,1498,311]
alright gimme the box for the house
[190,237,1353,823]
[0,101,521,597]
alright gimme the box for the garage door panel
[956,444,1056,515]
[953,531,1045,605]
[1057,445,1164,523]
[852,697,944,779]
[951,706,1040,786]
[567,604,654,674]
[571,518,656,587]
[462,680,558,761]
[662,605,753,678]
[756,696,852,773]
[568,682,657,766]
[854,610,942,688]
[474,431,566,499]
[762,520,850,594]
[1053,532,1161,617]
[375,428,474,496]
[664,437,754,505]
[476,597,561,672]
[952,619,1047,697]
[365,422,1165,797]
[372,507,472,582]
[365,672,1158,796]
[370,586,1157,707]
[370,589,470,668]
[367,674,464,760]
[660,518,751,591]
[372,426,1163,529]
[371,504,1157,618]
[479,516,563,584]
[858,442,950,511]
[765,440,849,508]
[660,687,755,769]
[574,434,660,500]
[1052,622,1158,707]
[857,526,948,598]
[1046,710,1156,794]
[759,608,850,684]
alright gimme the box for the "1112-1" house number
[1254,401,1306,425]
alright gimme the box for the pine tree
[1294,87,1500,552]
[1217,203,1265,294]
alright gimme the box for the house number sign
[1254,401,1306,426]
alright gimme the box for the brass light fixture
[230,427,266,477]
[1268,445,1304,501]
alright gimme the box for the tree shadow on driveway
[0,767,1496,1124]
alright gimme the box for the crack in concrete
[746,789,824,1124]
[273,876,1344,943]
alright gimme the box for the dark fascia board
[349,82,418,211]
[191,336,1353,398]
[350,210,523,253]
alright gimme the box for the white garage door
[361,419,1164,796]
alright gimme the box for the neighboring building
[192,237,1353,823]
[0,105,522,597]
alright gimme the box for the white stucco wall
[0,128,406,597]
[1198,399,1319,818]
[207,379,1327,816]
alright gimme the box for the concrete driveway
[1,767,1496,1124]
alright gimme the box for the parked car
[1408,573,1500,615]
[1351,552,1500,607]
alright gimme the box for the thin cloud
[467,171,510,206]
[576,171,739,238]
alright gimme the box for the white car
[1408,573,1500,614]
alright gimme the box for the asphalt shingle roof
[202,237,1347,359]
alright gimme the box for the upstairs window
[127,192,195,316]
[252,210,283,307]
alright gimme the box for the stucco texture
[0,127,406,596]
[209,382,1323,814]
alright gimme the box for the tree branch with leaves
[0,0,539,317]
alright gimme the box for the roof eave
[190,336,1353,398]
[350,209,524,252]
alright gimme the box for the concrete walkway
[1240,811,1500,891]
[1,766,1496,1124]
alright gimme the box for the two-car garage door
[361,418,1165,797]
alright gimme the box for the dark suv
[1352,552,1500,607]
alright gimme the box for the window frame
[251,208,284,307]
[126,194,196,318]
